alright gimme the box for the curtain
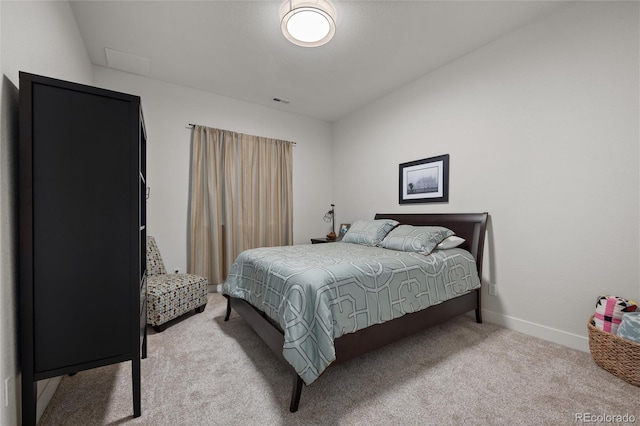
[188,125,293,285]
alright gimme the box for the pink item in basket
[593,295,637,334]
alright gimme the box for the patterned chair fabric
[146,236,208,331]
[146,236,167,276]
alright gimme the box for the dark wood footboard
[224,212,488,412]
[225,288,480,412]
[333,289,480,362]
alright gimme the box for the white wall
[332,1,640,351]
[1,1,93,424]
[92,67,334,279]
[1,2,636,423]
[1,1,92,86]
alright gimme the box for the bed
[223,212,488,412]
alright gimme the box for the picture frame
[399,154,449,204]
[339,223,351,236]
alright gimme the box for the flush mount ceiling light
[279,0,337,47]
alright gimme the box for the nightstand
[311,237,342,244]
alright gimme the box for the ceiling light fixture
[279,0,337,47]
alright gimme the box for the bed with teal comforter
[223,242,481,385]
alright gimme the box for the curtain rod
[186,123,296,145]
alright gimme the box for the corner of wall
[0,70,21,426]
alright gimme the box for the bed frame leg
[475,288,483,323]
[224,297,231,321]
[289,374,304,412]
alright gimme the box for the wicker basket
[588,315,640,386]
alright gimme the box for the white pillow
[436,235,465,250]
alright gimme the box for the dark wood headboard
[374,213,489,279]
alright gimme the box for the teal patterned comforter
[222,242,480,384]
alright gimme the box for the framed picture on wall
[399,154,449,204]
[339,223,351,236]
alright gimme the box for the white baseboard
[481,309,589,353]
[36,376,61,423]
[208,284,222,293]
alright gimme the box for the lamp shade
[280,0,336,47]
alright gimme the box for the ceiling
[70,1,568,122]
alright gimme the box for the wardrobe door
[31,83,133,372]
[20,71,144,426]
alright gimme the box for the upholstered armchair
[146,236,208,332]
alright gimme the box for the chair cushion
[147,274,207,295]
[146,274,208,327]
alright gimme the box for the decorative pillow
[378,225,454,255]
[436,235,465,250]
[594,295,638,334]
[341,219,399,246]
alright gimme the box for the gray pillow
[341,219,399,246]
[378,225,454,255]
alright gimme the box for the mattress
[223,242,481,384]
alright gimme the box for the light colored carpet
[39,293,640,425]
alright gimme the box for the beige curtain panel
[188,125,293,285]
